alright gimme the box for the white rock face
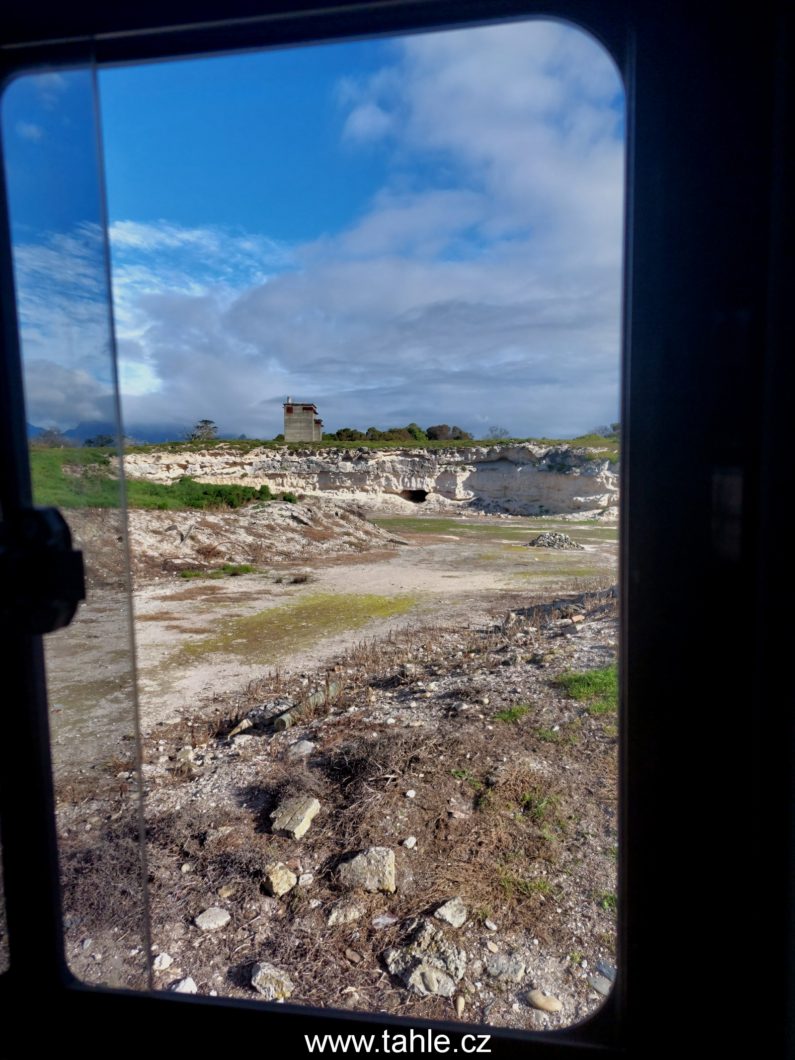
[121,443,619,517]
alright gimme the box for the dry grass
[55,585,618,1020]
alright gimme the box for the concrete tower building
[283,397,323,442]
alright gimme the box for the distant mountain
[26,421,192,444]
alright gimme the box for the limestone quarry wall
[121,444,619,517]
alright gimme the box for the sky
[2,20,625,440]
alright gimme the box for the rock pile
[526,532,584,550]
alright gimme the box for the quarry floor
[45,511,617,773]
[40,506,619,1032]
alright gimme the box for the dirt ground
[45,509,616,767]
[40,505,618,1033]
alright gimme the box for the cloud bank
[14,21,624,439]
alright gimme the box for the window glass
[3,18,622,1028]
[1,67,151,988]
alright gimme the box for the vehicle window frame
[0,1,788,1056]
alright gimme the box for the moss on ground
[177,592,418,664]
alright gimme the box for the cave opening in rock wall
[400,489,428,503]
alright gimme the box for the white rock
[153,953,174,971]
[195,907,231,932]
[403,836,418,849]
[229,717,253,737]
[406,790,417,799]
[264,862,297,897]
[372,914,398,929]
[270,795,321,839]
[434,897,468,928]
[328,900,365,927]
[338,847,396,893]
[251,961,294,1001]
[484,919,498,931]
[288,740,316,758]
[485,952,525,983]
[406,963,456,998]
[527,989,564,1013]
[170,977,198,994]
[298,873,314,887]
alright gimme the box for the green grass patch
[177,592,417,664]
[520,789,561,823]
[30,449,275,510]
[536,720,581,746]
[512,566,604,580]
[555,663,618,715]
[597,890,618,912]
[497,869,556,900]
[494,704,530,724]
[536,727,561,743]
[451,768,483,791]
[178,563,255,580]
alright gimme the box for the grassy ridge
[125,432,620,462]
[29,448,275,510]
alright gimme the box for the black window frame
[0,2,791,1056]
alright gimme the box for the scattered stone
[338,847,396,893]
[406,790,417,799]
[298,873,314,887]
[345,948,362,964]
[170,977,198,994]
[527,989,563,1013]
[195,907,231,932]
[264,862,298,897]
[484,952,525,983]
[372,914,398,929]
[455,995,466,1018]
[327,900,365,927]
[384,918,467,996]
[228,717,253,737]
[434,897,468,929]
[251,961,294,1001]
[527,532,584,550]
[405,964,456,998]
[153,953,174,971]
[596,960,616,982]
[484,919,498,932]
[217,884,236,899]
[486,941,499,954]
[270,795,321,839]
[288,740,316,759]
[403,836,417,849]
[180,863,193,874]
[587,974,613,996]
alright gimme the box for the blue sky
[3,21,625,439]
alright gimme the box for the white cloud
[16,121,43,142]
[13,21,624,439]
[342,101,394,143]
